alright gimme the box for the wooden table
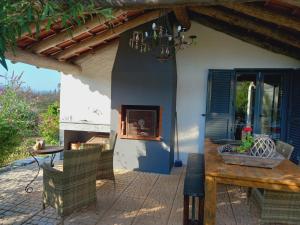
[25,146,64,193]
[204,139,300,225]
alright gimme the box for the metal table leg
[25,152,40,193]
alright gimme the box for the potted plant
[237,127,254,153]
[218,127,284,168]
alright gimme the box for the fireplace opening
[120,105,162,141]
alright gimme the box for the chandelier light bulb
[152,23,156,30]
[166,48,170,55]
[128,12,197,61]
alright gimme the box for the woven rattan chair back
[96,131,117,181]
[42,147,101,219]
[63,148,100,179]
[276,141,294,160]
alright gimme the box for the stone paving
[0,159,61,225]
[0,159,264,225]
[0,159,186,225]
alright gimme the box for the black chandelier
[129,10,197,61]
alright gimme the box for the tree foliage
[39,101,60,145]
[0,73,38,166]
[0,0,113,70]
[236,81,251,117]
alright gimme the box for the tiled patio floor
[0,160,263,225]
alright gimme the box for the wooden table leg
[183,195,189,225]
[198,197,204,224]
[204,175,217,225]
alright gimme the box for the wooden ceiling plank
[173,6,191,29]
[276,0,300,8]
[190,12,300,59]
[54,0,264,8]
[223,3,300,32]
[190,6,300,49]
[74,39,119,64]
[5,48,82,74]
[30,10,124,54]
[56,10,168,61]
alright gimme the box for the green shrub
[39,102,59,145]
[0,87,38,166]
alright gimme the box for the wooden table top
[28,146,64,155]
[205,139,300,189]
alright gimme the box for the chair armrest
[41,163,63,174]
[41,163,64,187]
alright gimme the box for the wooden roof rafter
[190,6,300,49]
[53,0,265,8]
[10,0,300,75]
[173,6,191,29]
[189,11,300,59]
[222,2,300,32]
[29,10,125,54]
[5,48,82,74]
[55,10,169,61]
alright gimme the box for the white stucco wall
[60,41,119,131]
[176,22,300,163]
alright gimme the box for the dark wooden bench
[183,153,205,225]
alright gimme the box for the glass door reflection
[259,73,283,140]
[234,73,257,140]
[234,71,284,140]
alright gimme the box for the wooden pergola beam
[173,7,191,29]
[190,6,300,49]
[56,10,167,61]
[279,0,300,8]
[190,12,300,59]
[30,10,124,54]
[74,39,120,64]
[223,3,300,32]
[5,48,82,74]
[54,0,263,8]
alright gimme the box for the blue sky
[0,60,60,92]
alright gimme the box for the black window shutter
[205,69,235,140]
[288,70,300,164]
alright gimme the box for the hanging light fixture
[128,10,197,62]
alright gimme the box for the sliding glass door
[206,69,298,163]
[257,72,284,139]
[234,71,287,140]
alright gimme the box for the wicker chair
[250,141,299,225]
[41,147,101,219]
[97,131,117,182]
[276,140,294,160]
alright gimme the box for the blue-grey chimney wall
[111,20,177,174]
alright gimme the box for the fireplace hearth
[120,105,162,141]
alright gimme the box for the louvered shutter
[288,70,300,164]
[205,69,235,140]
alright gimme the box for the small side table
[25,146,64,193]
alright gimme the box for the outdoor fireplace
[120,105,162,141]
[62,130,109,150]
[110,22,177,173]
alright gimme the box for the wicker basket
[218,145,285,169]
